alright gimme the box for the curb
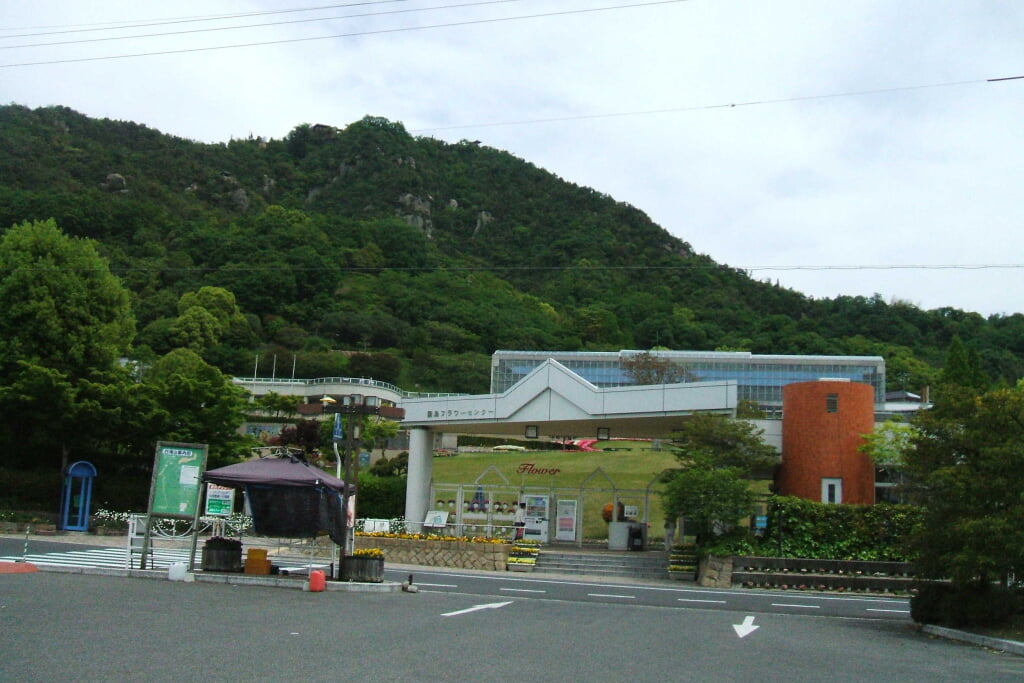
[0,561,39,574]
[31,563,402,592]
[922,625,1024,656]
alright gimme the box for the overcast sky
[3,1,1022,316]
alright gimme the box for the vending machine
[522,494,549,544]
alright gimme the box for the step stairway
[533,548,670,581]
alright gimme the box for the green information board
[148,441,208,518]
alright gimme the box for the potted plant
[341,547,385,582]
[201,536,243,572]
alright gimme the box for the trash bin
[628,523,644,551]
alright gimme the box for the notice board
[148,441,208,518]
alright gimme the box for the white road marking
[442,601,514,617]
[500,587,546,593]
[678,598,727,604]
[0,547,197,569]
[771,603,821,609]
[588,593,635,599]
[733,615,760,638]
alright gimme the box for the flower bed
[507,540,539,572]
[710,555,918,594]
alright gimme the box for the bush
[356,473,406,518]
[910,583,1021,627]
[0,468,62,510]
[762,496,922,561]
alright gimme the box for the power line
[1,0,527,48]
[0,1,691,67]
[410,79,999,133]
[0,1,409,36]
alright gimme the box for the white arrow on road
[442,601,514,617]
[733,615,760,638]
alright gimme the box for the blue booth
[60,461,98,531]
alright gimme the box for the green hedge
[0,468,62,511]
[911,583,1022,627]
[355,473,406,519]
[758,496,922,561]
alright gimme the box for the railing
[235,376,466,399]
[130,514,253,539]
[358,517,518,541]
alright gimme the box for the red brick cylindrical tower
[776,380,875,505]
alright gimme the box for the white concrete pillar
[405,427,433,533]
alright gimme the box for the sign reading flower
[516,463,561,475]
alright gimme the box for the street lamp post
[322,393,404,579]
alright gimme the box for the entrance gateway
[399,359,738,539]
[429,464,674,547]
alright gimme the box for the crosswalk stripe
[0,547,199,569]
[1,547,324,570]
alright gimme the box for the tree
[254,392,300,418]
[143,349,252,466]
[0,219,135,472]
[939,336,989,395]
[904,386,1024,588]
[858,420,915,467]
[662,467,757,542]
[621,351,690,385]
[0,219,133,379]
[670,413,777,473]
[369,451,408,477]
[362,418,400,459]
[274,419,322,458]
[171,286,254,355]
[661,414,777,544]
[859,420,916,504]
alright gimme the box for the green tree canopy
[904,385,1024,588]
[662,414,777,544]
[0,220,135,471]
[0,219,133,378]
[670,413,777,473]
[144,348,252,466]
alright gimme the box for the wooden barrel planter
[341,556,385,582]
[201,539,243,572]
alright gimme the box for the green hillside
[2,103,1023,394]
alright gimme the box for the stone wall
[355,536,511,571]
[697,555,733,588]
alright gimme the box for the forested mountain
[3,104,1023,394]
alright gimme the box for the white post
[405,428,433,534]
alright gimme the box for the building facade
[775,380,877,505]
[491,350,885,418]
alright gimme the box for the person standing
[513,502,526,540]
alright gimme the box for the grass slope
[430,441,678,541]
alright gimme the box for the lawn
[430,441,679,541]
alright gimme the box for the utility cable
[1,0,532,48]
[0,1,691,67]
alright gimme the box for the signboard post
[140,441,208,570]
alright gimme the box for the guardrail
[235,376,466,399]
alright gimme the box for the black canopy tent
[203,455,350,545]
